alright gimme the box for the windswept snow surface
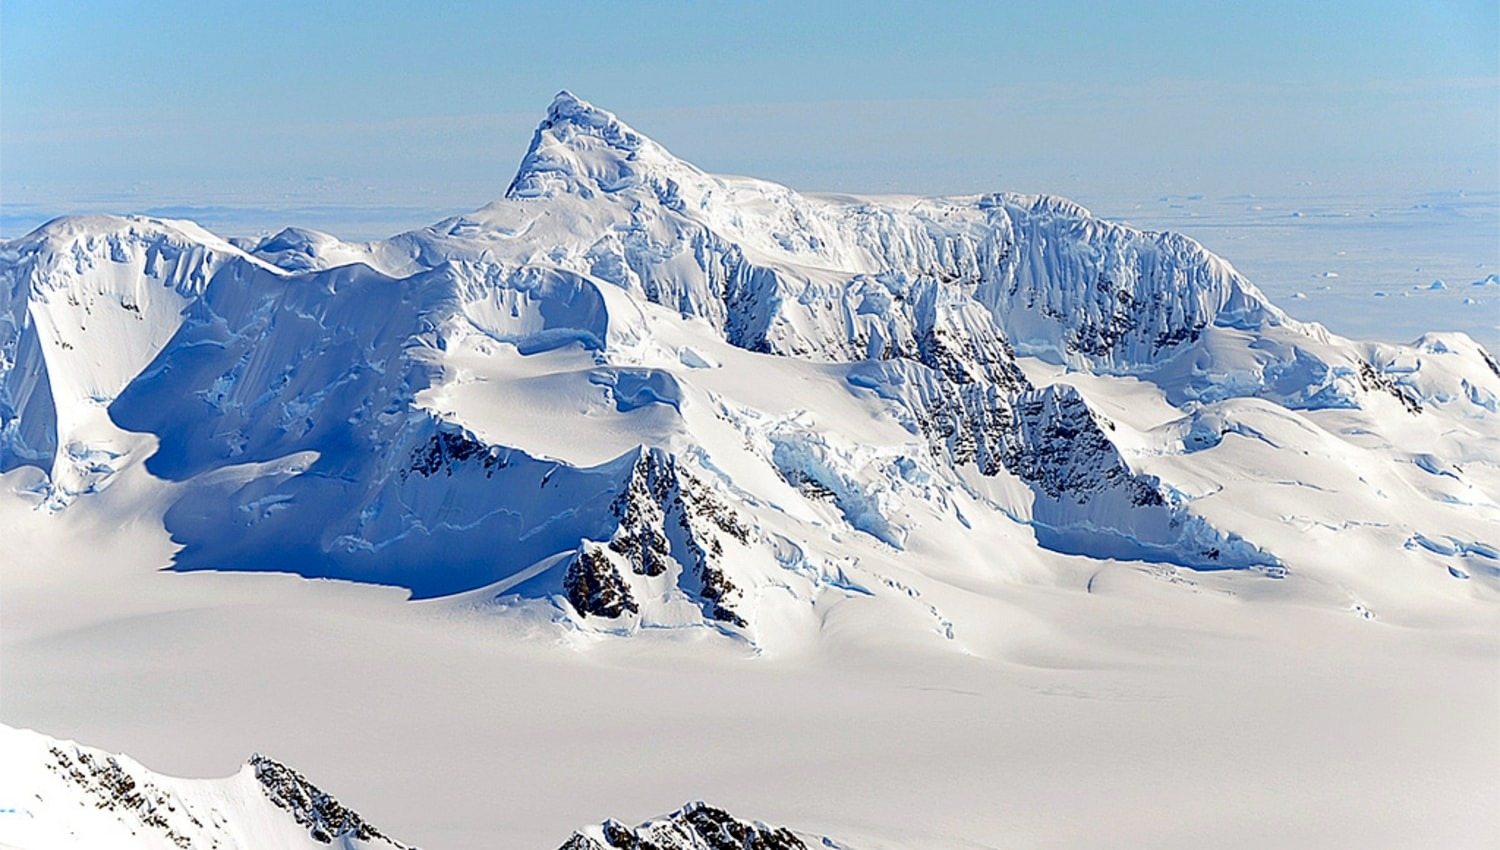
[1,92,1497,848]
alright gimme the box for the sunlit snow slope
[2,92,1496,650]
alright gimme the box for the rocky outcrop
[45,744,202,849]
[565,450,753,627]
[1003,385,1163,507]
[558,801,812,850]
[565,543,639,619]
[251,754,409,847]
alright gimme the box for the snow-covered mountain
[0,724,848,850]
[0,724,411,849]
[559,801,839,850]
[1,92,1496,649]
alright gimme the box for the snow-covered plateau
[1,92,1496,849]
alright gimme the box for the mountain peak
[507,91,693,200]
[544,89,616,129]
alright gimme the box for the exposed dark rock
[1003,385,1164,506]
[564,543,639,619]
[46,745,198,849]
[588,450,751,627]
[1068,274,1142,357]
[407,426,509,478]
[1152,323,1203,351]
[1481,346,1500,380]
[608,451,677,577]
[781,466,839,501]
[1357,361,1423,415]
[673,477,751,627]
[251,754,411,847]
[558,801,809,850]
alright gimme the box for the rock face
[557,449,753,626]
[0,724,412,850]
[3,91,1497,646]
[250,754,406,847]
[565,542,640,619]
[558,801,818,850]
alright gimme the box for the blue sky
[3,1,1497,216]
